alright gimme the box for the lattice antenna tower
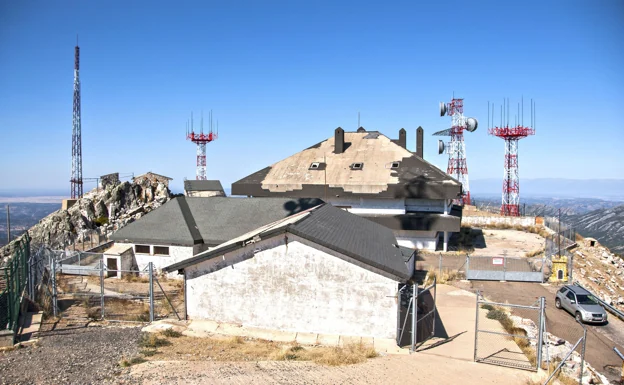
[186,110,218,180]
[487,97,536,216]
[70,39,83,199]
[433,97,478,205]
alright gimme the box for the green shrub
[94,216,109,227]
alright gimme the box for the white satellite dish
[438,140,445,154]
[439,102,447,117]
[466,117,478,132]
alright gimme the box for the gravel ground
[0,324,142,385]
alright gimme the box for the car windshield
[576,294,598,305]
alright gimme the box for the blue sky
[1,0,623,195]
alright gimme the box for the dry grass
[105,298,150,322]
[137,333,377,366]
[119,355,146,367]
[543,359,580,385]
[424,269,461,286]
[525,248,544,258]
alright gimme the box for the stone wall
[185,234,400,339]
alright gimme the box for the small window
[309,162,325,170]
[558,287,567,294]
[153,246,170,256]
[350,163,363,170]
[566,291,576,301]
[391,161,400,169]
[135,245,150,254]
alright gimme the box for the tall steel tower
[70,42,83,199]
[488,98,536,216]
[434,97,478,206]
[186,110,218,180]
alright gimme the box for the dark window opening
[309,162,325,170]
[557,270,564,280]
[350,163,363,170]
[391,161,400,169]
[135,245,150,254]
[153,246,170,256]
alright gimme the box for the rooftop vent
[350,163,363,170]
[390,161,400,169]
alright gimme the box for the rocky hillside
[573,238,624,311]
[0,179,172,260]
[570,205,624,256]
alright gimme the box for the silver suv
[555,285,607,324]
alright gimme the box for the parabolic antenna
[439,102,447,117]
[466,117,478,132]
[438,140,445,154]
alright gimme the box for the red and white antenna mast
[186,110,218,180]
[488,98,535,216]
[434,97,478,206]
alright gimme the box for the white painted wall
[395,230,438,251]
[115,242,194,278]
[327,197,406,215]
[185,234,401,339]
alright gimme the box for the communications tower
[186,110,218,180]
[70,42,83,199]
[434,97,478,205]
[488,98,536,216]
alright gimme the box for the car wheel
[575,312,583,323]
[555,298,561,309]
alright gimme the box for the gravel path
[0,324,142,385]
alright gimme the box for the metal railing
[0,233,31,332]
[573,281,624,321]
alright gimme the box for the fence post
[100,258,105,319]
[537,297,545,369]
[432,276,437,338]
[411,283,417,352]
[149,262,154,322]
[579,325,587,384]
[474,290,480,362]
[51,258,58,318]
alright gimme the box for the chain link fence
[397,277,438,351]
[0,233,31,333]
[50,254,184,323]
[474,291,545,371]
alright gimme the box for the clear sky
[1,0,623,194]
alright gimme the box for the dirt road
[460,280,624,382]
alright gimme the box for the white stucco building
[110,196,323,276]
[164,203,414,339]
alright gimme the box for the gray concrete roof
[184,180,224,192]
[232,130,462,200]
[111,197,324,246]
[164,203,412,281]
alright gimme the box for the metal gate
[474,291,545,371]
[466,256,545,282]
[397,276,437,351]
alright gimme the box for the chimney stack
[334,127,345,154]
[416,126,424,158]
[398,128,406,149]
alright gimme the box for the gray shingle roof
[164,203,412,281]
[111,197,324,246]
[184,180,224,192]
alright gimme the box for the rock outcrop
[1,179,171,261]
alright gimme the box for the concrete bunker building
[232,127,463,251]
